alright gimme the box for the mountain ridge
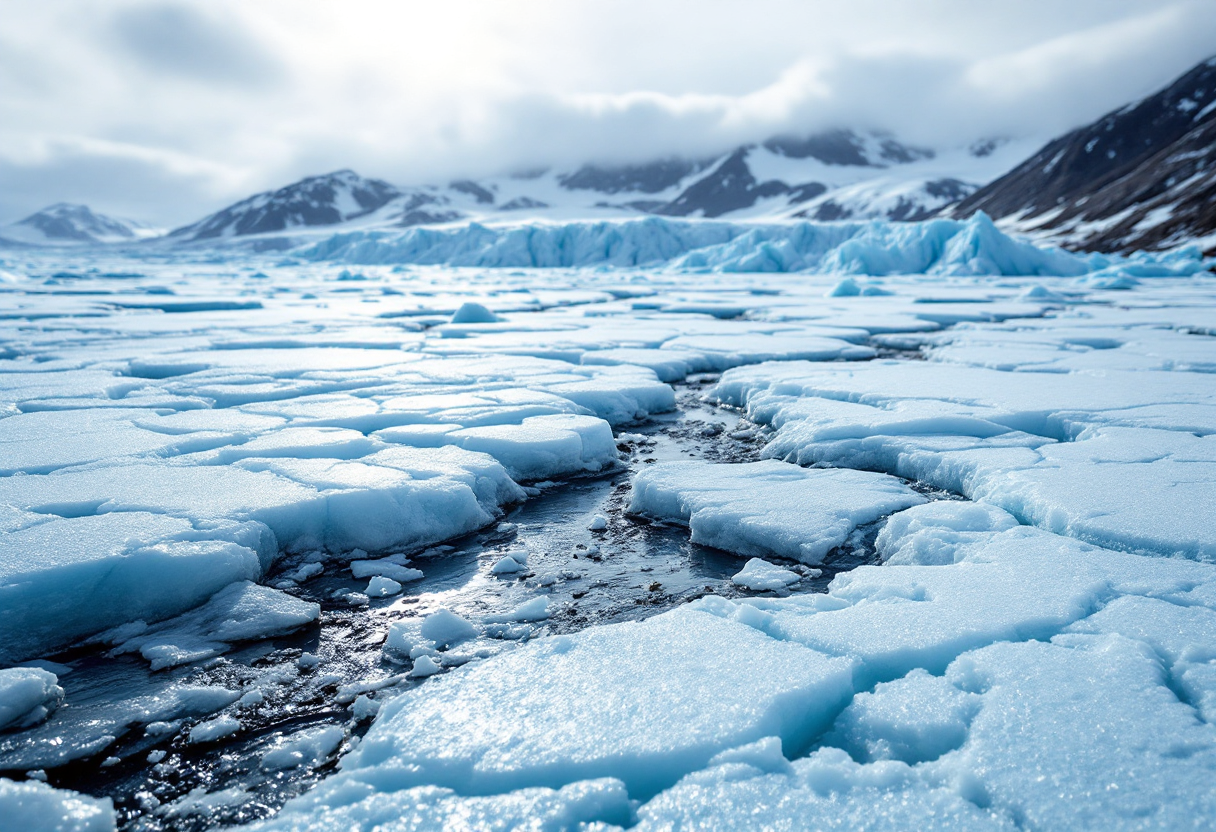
[0,203,161,246]
[956,56,1216,253]
[162,129,1019,244]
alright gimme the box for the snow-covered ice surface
[1,217,1215,830]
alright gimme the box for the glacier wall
[301,213,1208,277]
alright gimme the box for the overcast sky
[3,0,1215,226]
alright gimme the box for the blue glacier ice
[301,213,1208,277]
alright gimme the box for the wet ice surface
[2,247,1216,830]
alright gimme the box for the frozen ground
[1,218,1215,830]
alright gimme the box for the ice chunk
[292,562,324,582]
[260,725,344,771]
[350,695,380,721]
[188,715,240,744]
[826,277,862,297]
[485,597,550,623]
[491,555,526,574]
[629,460,924,564]
[365,576,402,597]
[418,609,478,648]
[382,621,431,662]
[409,655,442,678]
[0,778,115,832]
[0,513,272,664]
[349,559,423,583]
[450,302,500,324]
[731,558,803,591]
[0,668,64,731]
[109,582,319,670]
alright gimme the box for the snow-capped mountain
[168,169,402,240]
[168,130,1034,245]
[0,203,161,246]
[955,56,1216,253]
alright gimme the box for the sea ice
[418,609,479,648]
[328,606,853,799]
[0,777,115,832]
[0,668,64,731]
[715,360,1216,559]
[105,582,320,670]
[629,460,924,563]
[188,715,240,744]
[365,576,403,597]
[254,779,632,832]
[260,725,345,771]
[731,558,803,591]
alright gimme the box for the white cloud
[2,0,1215,225]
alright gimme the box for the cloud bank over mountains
[3,0,1216,224]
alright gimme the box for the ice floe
[629,460,924,563]
[0,777,115,832]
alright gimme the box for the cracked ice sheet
[628,460,925,564]
[715,360,1216,559]
[0,334,674,663]
[0,512,274,663]
[638,634,1216,829]
[252,499,1216,829]
[917,319,1216,374]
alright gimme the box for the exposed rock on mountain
[956,57,1216,253]
[160,131,1029,245]
[170,170,401,240]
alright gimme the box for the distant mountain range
[0,203,162,246]
[5,56,1214,255]
[157,129,1023,247]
